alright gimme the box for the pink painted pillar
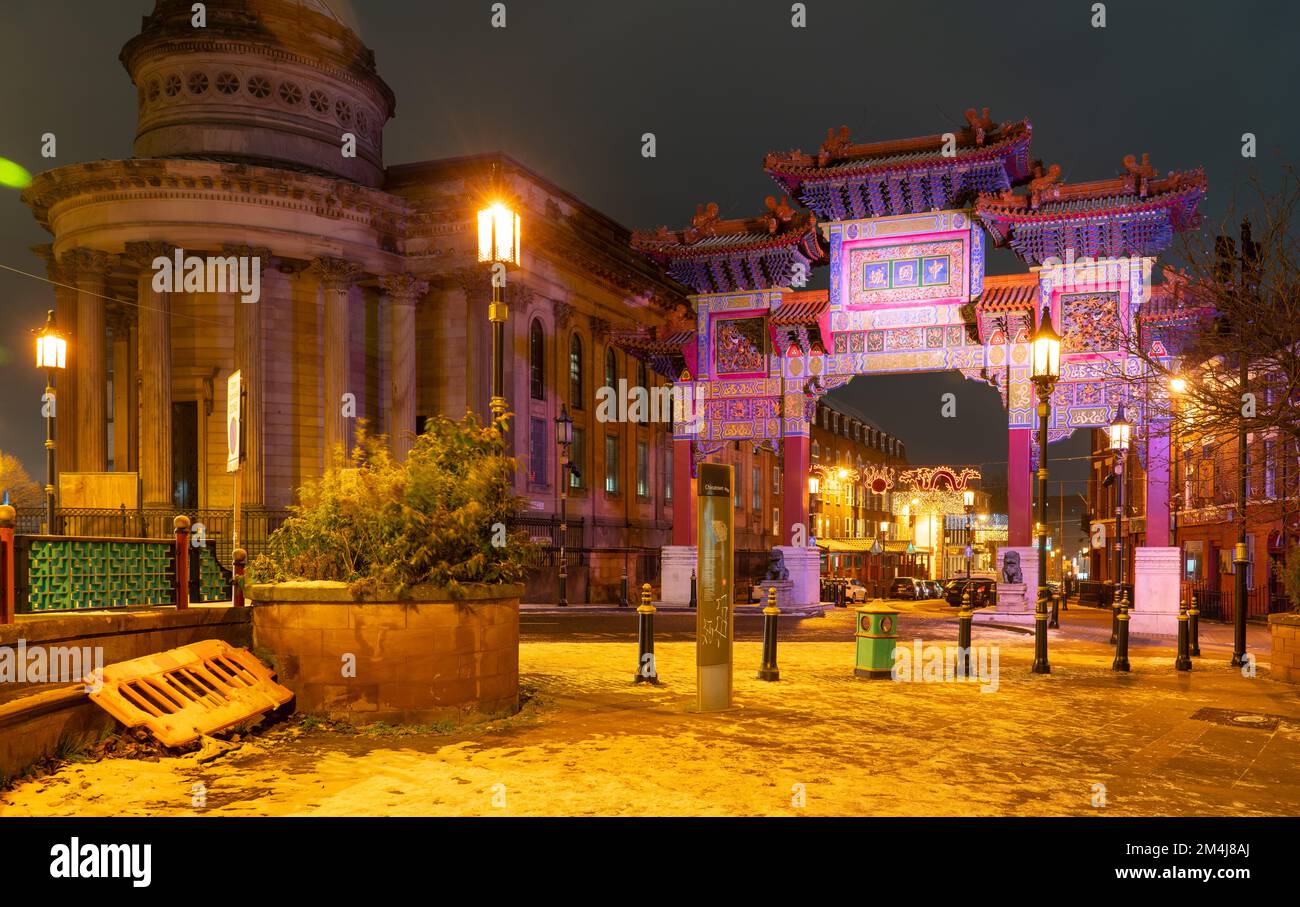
[671,437,696,546]
[1145,423,1171,547]
[1008,427,1033,546]
[783,434,810,546]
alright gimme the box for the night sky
[2,0,1297,509]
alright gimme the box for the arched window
[812,440,820,460]
[529,319,545,400]
[604,347,617,391]
[569,334,584,408]
[636,360,648,424]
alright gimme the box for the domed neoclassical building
[22,0,723,583]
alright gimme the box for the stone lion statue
[1001,550,1023,584]
[764,549,789,582]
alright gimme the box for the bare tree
[0,450,42,509]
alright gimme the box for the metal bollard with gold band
[854,601,901,679]
[757,585,780,682]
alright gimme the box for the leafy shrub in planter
[1283,546,1300,612]
[251,415,534,597]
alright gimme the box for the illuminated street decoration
[620,110,1206,577]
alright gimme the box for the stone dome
[120,0,395,187]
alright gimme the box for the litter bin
[854,601,900,679]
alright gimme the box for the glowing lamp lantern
[963,489,975,510]
[808,475,821,496]
[1108,402,1132,452]
[477,201,521,266]
[554,402,573,448]
[1031,306,1061,382]
[1169,376,1187,395]
[35,310,67,371]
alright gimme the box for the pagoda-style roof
[971,272,1038,346]
[763,109,1034,220]
[770,290,828,325]
[610,307,699,380]
[974,272,1039,313]
[975,155,1207,265]
[771,289,829,355]
[1137,267,1217,358]
[631,197,827,295]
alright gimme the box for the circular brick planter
[1269,612,1300,684]
[247,581,522,725]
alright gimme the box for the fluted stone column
[108,307,137,472]
[228,245,270,506]
[310,257,360,464]
[62,249,114,473]
[379,274,428,460]
[125,242,174,508]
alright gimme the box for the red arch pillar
[671,437,696,546]
[782,434,810,545]
[1008,427,1032,546]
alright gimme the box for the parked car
[925,580,946,599]
[946,578,995,607]
[844,579,869,603]
[889,577,923,600]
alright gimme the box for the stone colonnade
[37,244,432,511]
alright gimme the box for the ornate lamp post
[34,310,67,534]
[1030,304,1061,674]
[477,181,521,423]
[1108,402,1132,588]
[878,518,889,596]
[554,403,573,606]
[963,489,975,579]
[1106,401,1132,644]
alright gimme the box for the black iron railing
[18,507,289,570]
[1181,580,1290,622]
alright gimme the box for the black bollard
[1189,590,1201,657]
[1112,588,1131,672]
[1109,583,1119,645]
[620,561,629,608]
[635,582,658,684]
[1049,591,1060,629]
[837,579,847,609]
[1032,585,1051,674]
[758,586,780,681]
[957,588,973,678]
[1175,595,1192,672]
[689,568,697,609]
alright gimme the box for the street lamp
[1030,304,1061,674]
[477,181,521,424]
[963,489,975,579]
[34,309,67,534]
[1108,400,1132,587]
[554,403,573,607]
[878,518,890,596]
[1107,400,1132,644]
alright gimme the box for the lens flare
[0,157,32,189]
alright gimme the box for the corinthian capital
[59,247,116,282]
[30,244,63,282]
[309,257,362,290]
[123,241,177,269]
[379,274,430,303]
[223,244,272,269]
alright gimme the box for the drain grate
[88,640,292,747]
[1189,707,1289,732]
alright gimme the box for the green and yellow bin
[854,602,900,679]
